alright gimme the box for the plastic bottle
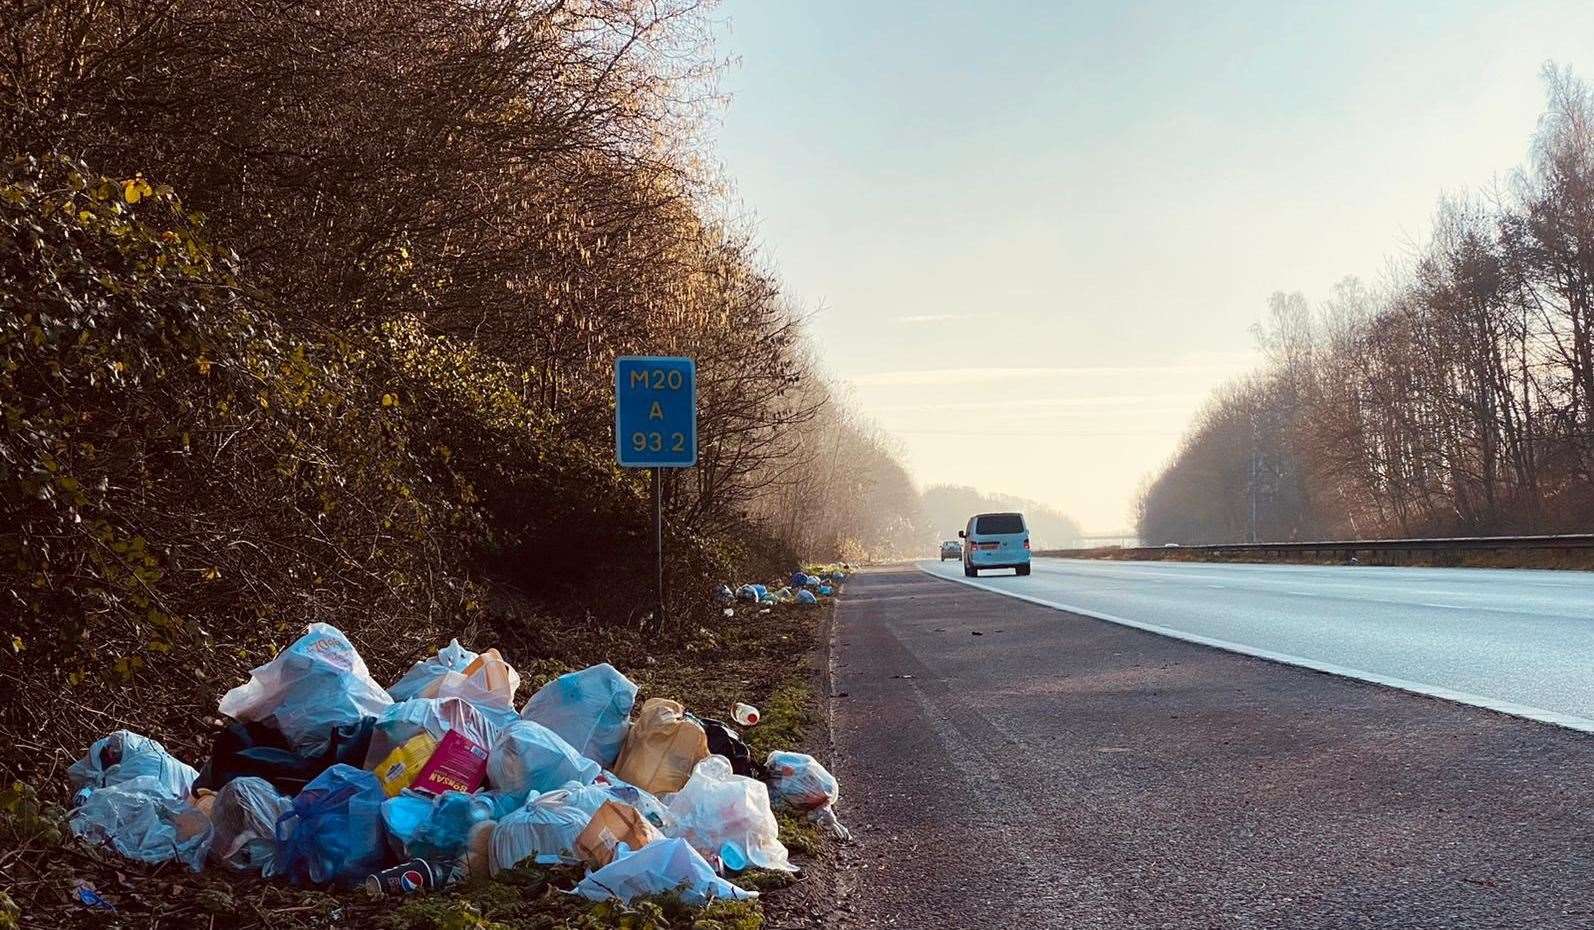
[732,703,760,727]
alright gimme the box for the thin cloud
[848,365,1244,387]
[870,393,1196,413]
[891,313,975,324]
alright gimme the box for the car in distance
[939,540,962,560]
[958,512,1030,577]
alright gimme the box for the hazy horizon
[713,0,1594,532]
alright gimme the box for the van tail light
[1023,539,1030,550]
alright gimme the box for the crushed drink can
[365,858,435,896]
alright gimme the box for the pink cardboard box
[411,729,489,795]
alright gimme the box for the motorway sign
[614,356,697,468]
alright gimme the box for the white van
[959,512,1030,577]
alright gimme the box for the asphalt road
[919,557,1594,730]
[825,567,1594,929]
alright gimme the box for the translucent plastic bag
[574,837,756,906]
[487,720,600,801]
[665,756,792,872]
[386,639,477,702]
[68,731,196,797]
[419,648,520,713]
[218,624,392,751]
[209,777,292,873]
[519,663,637,767]
[488,789,591,872]
[612,698,708,796]
[765,751,838,812]
[559,778,668,829]
[69,776,209,868]
[274,764,387,887]
[382,790,496,861]
[765,750,849,839]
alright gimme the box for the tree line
[2,0,934,757]
[1139,66,1594,545]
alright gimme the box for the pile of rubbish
[66,624,846,908]
[714,566,847,611]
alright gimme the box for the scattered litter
[575,799,662,868]
[890,674,914,680]
[574,837,755,906]
[722,608,735,618]
[365,857,437,896]
[386,639,476,703]
[218,623,393,752]
[416,647,519,714]
[664,756,793,873]
[713,584,735,606]
[68,773,210,869]
[194,717,375,796]
[68,731,196,797]
[489,789,591,872]
[487,720,600,801]
[766,751,848,838]
[970,630,984,636]
[72,880,114,911]
[274,764,387,887]
[519,663,637,768]
[209,776,292,873]
[365,697,502,796]
[383,789,497,862]
[699,718,765,780]
[612,698,708,796]
[796,589,818,606]
[62,621,846,913]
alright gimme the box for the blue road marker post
[614,357,697,629]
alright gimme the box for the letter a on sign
[649,401,663,421]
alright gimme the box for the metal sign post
[614,356,697,630]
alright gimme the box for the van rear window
[974,514,1024,534]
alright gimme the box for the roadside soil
[824,567,1594,929]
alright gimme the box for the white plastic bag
[217,623,392,751]
[575,837,756,906]
[68,731,196,797]
[665,756,793,872]
[209,777,292,873]
[387,639,477,702]
[487,720,600,800]
[519,663,637,767]
[69,775,209,868]
[419,647,520,713]
[557,778,668,829]
[488,789,592,872]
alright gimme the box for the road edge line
[916,562,1594,735]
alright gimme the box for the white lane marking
[1033,559,1594,620]
[916,562,1594,734]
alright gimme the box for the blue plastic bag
[796,589,818,605]
[575,837,755,905]
[382,790,496,861]
[518,664,637,767]
[68,731,196,797]
[487,720,601,801]
[275,764,387,886]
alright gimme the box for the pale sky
[711,0,1594,533]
